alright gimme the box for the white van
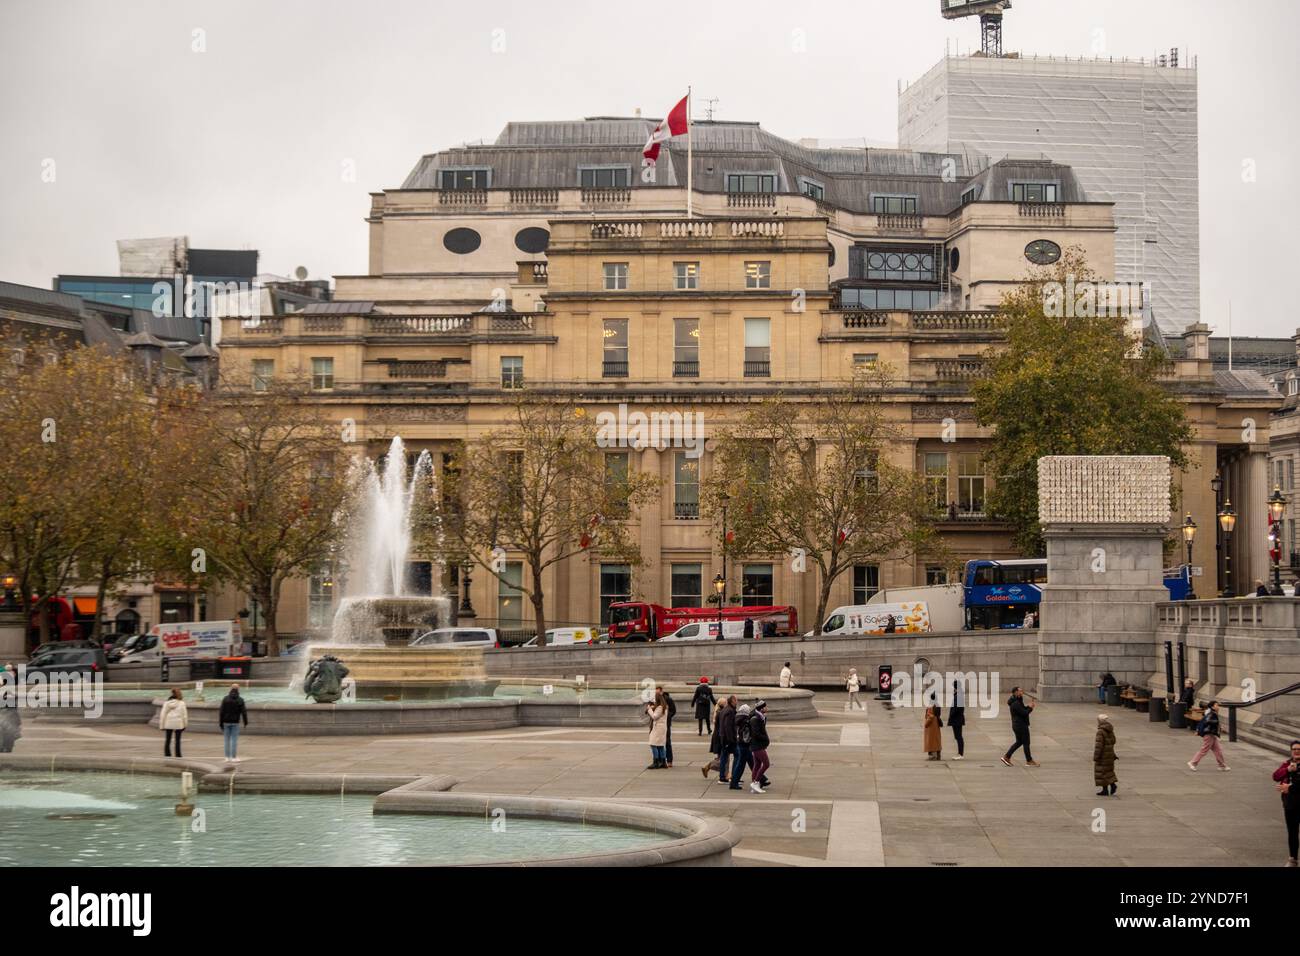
[411,627,499,648]
[113,621,242,663]
[661,620,745,641]
[816,602,932,636]
[866,584,963,632]
[522,627,601,647]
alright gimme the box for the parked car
[31,639,102,658]
[660,621,739,642]
[521,626,601,647]
[24,646,108,678]
[411,627,500,649]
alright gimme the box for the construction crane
[940,0,1011,57]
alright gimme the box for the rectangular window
[741,564,774,606]
[744,317,770,377]
[311,357,334,390]
[1011,182,1058,203]
[744,261,771,289]
[251,359,274,392]
[599,563,632,625]
[871,195,918,215]
[671,564,703,608]
[1277,460,1286,490]
[673,318,699,377]
[501,450,525,513]
[603,263,628,291]
[960,186,978,205]
[726,173,776,193]
[500,356,523,389]
[801,179,824,201]
[498,561,523,626]
[852,353,878,371]
[673,262,699,290]
[439,168,490,190]
[604,451,630,514]
[926,566,948,585]
[855,453,879,495]
[579,166,631,189]
[308,566,334,629]
[924,452,948,512]
[957,453,986,515]
[853,565,880,604]
[674,453,700,520]
[602,318,628,377]
[1290,458,1295,490]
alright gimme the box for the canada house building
[214,109,1273,639]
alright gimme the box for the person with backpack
[748,700,772,793]
[704,697,727,779]
[1271,740,1300,867]
[1094,713,1118,796]
[692,677,716,736]
[845,668,864,710]
[948,679,966,759]
[1188,700,1230,771]
[999,686,1039,767]
[218,684,249,764]
[717,696,738,784]
[731,703,754,791]
[923,703,943,760]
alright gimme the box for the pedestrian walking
[845,668,864,710]
[717,695,738,784]
[661,686,676,768]
[703,698,727,778]
[743,617,754,640]
[779,661,793,689]
[1097,672,1117,704]
[949,679,966,759]
[923,704,943,760]
[159,688,189,758]
[1271,740,1300,866]
[692,677,716,736]
[748,700,772,793]
[218,683,248,764]
[999,686,1039,767]
[0,694,21,753]
[1093,713,1118,796]
[645,691,668,769]
[731,703,753,790]
[1187,700,1230,771]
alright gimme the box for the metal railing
[672,360,699,377]
[1220,680,1300,742]
[673,501,700,520]
[602,360,628,378]
[743,360,771,378]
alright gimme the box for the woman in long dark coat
[692,678,716,736]
[702,697,726,779]
[1094,713,1118,796]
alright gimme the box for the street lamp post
[1210,471,1223,595]
[1182,514,1197,600]
[0,573,16,611]
[712,573,725,638]
[1218,499,1236,597]
[459,562,475,617]
[1269,486,1287,596]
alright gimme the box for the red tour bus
[607,602,798,642]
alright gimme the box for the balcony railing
[659,220,714,238]
[581,188,631,205]
[935,359,988,380]
[602,360,629,378]
[438,189,488,206]
[730,220,784,237]
[487,313,534,332]
[911,311,1001,331]
[1019,202,1065,218]
[840,310,889,329]
[302,316,344,333]
[367,315,472,334]
[531,262,547,282]
[744,360,771,378]
[876,213,923,231]
[674,501,700,520]
[727,192,776,208]
[239,317,284,334]
[673,360,699,377]
[590,221,642,239]
[509,188,559,206]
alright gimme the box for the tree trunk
[814,571,835,638]
[35,594,51,644]
[530,563,546,646]
[255,582,277,658]
[90,559,111,642]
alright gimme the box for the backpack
[1195,715,1209,736]
[737,713,753,746]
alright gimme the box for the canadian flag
[642,94,689,168]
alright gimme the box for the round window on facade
[443,227,482,255]
[949,248,960,273]
[514,227,550,254]
[1025,239,1061,265]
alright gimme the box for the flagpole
[686,86,693,219]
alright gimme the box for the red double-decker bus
[607,602,798,642]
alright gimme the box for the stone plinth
[1037,456,1171,701]
[0,610,25,661]
[308,645,488,699]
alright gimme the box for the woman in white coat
[159,688,189,758]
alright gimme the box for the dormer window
[871,195,918,215]
[1010,182,1058,203]
[960,186,979,206]
[1289,374,1298,397]
[726,173,776,193]
[800,178,825,201]
[579,166,631,189]
[439,168,491,190]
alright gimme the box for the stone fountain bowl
[329,596,451,646]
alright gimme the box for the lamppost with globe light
[1217,499,1236,597]
[1269,486,1287,595]
[1210,471,1223,591]
[1182,514,1197,600]
[0,573,16,611]
[712,573,725,638]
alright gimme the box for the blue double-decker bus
[963,559,1198,629]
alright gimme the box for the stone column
[1037,456,1172,701]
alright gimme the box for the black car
[24,646,108,678]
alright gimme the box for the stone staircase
[1236,714,1300,756]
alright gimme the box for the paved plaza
[16,695,1291,867]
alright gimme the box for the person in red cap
[691,677,716,736]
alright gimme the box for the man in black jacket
[999,686,1039,767]
[717,696,737,784]
[218,684,249,764]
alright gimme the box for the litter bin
[189,659,218,680]
[1149,696,1168,722]
[1105,684,1121,706]
[1169,700,1187,729]
[216,656,252,680]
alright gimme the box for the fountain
[308,436,487,699]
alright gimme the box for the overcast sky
[2,0,1296,337]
